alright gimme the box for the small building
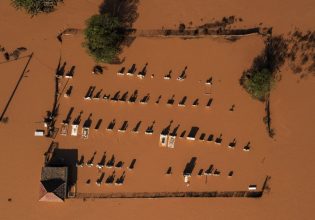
[39,166,68,202]
[186,127,199,140]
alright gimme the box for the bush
[242,69,274,101]
[84,14,125,63]
[240,36,288,101]
[11,0,63,15]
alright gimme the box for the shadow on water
[99,0,139,28]
[47,148,78,188]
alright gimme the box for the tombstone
[71,124,78,136]
[118,121,128,132]
[103,94,110,100]
[128,159,136,170]
[115,161,124,169]
[183,157,197,178]
[137,63,148,79]
[96,152,106,169]
[229,104,235,111]
[111,91,121,102]
[215,134,223,145]
[64,86,73,98]
[167,95,175,105]
[106,155,115,168]
[166,167,172,175]
[120,91,129,102]
[164,70,172,80]
[178,96,187,107]
[192,98,199,107]
[84,86,95,100]
[161,120,173,135]
[179,130,186,138]
[186,127,199,140]
[86,152,96,167]
[206,98,213,108]
[128,90,138,103]
[228,138,236,148]
[205,77,212,85]
[177,66,187,81]
[204,165,214,176]
[106,171,116,185]
[60,123,68,136]
[94,119,103,130]
[127,64,136,76]
[34,129,45,137]
[213,169,221,176]
[63,107,74,124]
[168,135,176,148]
[197,169,204,176]
[107,119,116,131]
[73,111,82,126]
[170,124,180,137]
[92,89,102,100]
[96,172,105,186]
[248,184,257,191]
[132,121,141,133]
[83,114,92,128]
[115,172,126,185]
[76,155,84,167]
[243,142,251,152]
[199,133,206,141]
[207,134,214,142]
[145,121,155,135]
[92,65,103,75]
[228,171,234,177]
[159,134,168,147]
[117,67,125,75]
[82,118,92,139]
[140,93,150,104]
[65,66,75,78]
[155,95,162,104]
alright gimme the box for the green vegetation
[242,69,274,101]
[240,36,288,101]
[11,0,63,15]
[84,14,125,63]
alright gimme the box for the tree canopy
[242,68,274,101]
[240,36,287,101]
[84,14,125,63]
[11,0,63,15]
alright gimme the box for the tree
[11,0,63,15]
[84,14,125,63]
[242,69,274,101]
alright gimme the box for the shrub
[179,23,186,33]
[242,69,274,101]
[11,0,63,15]
[84,14,125,63]
[240,36,288,101]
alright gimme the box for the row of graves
[181,157,258,190]
[80,87,214,108]
[76,151,137,187]
[58,109,251,152]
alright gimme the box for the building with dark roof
[39,166,68,202]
